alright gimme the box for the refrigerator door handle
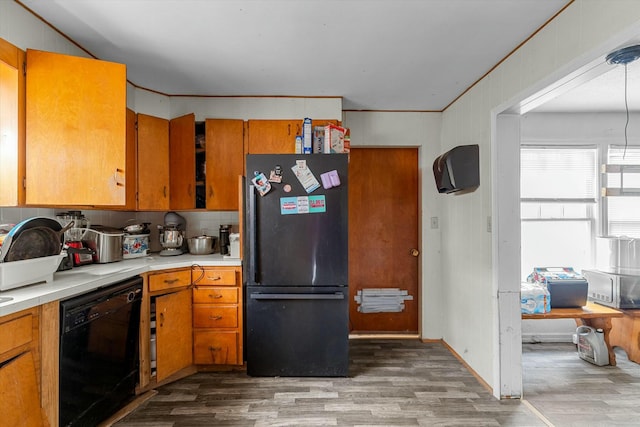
[250,292,345,300]
[248,184,258,284]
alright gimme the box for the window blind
[521,147,597,200]
[607,145,640,237]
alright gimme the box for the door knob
[410,248,420,257]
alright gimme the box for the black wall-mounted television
[432,144,479,194]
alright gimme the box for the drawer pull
[209,315,223,321]
[208,346,222,352]
[208,294,223,299]
[164,278,179,284]
[207,276,222,281]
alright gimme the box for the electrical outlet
[430,216,439,229]
[487,216,492,233]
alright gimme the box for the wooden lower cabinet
[141,269,194,388]
[192,266,243,366]
[193,330,240,365]
[0,306,50,426]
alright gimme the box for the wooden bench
[609,309,640,364]
[522,301,624,365]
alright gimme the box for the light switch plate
[430,216,439,229]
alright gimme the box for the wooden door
[25,49,126,206]
[137,113,170,210]
[124,108,138,210]
[246,119,300,154]
[155,288,193,383]
[0,351,47,427]
[349,147,420,333]
[205,119,244,210]
[169,113,196,209]
[246,119,339,154]
[0,38,25,206]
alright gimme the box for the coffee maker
[56,211,94,269]
[158,212,187,256]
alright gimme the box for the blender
[56,211,94,268]
[158,212,187,256]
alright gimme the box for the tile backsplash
[0,208,239,253]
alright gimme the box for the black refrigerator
[244,153,349,377]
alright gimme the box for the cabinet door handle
[164,278,179,284]
[114,168,125,187]
[207,275,222,281]
[209,315,223,321]
[163,186,167,198]
[208,294,223,299]
[208,185,213,198]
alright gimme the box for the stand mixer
[158,212,187,256]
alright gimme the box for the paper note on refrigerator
[291,160,320,193]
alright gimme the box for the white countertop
[0,253,242,317]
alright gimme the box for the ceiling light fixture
[606,44,640,65]
[606,44,640,159]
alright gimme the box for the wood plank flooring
[522,342,640,427]
[114,340,640,426]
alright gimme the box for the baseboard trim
[439,340,494,395]
[349,333,420,339]
[522,333,573,343]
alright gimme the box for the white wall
[343,111,443,338]
[441,0,640,396]
[0,1,88,58]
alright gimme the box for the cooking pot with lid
[123,222,151,234]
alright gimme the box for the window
[520,146,598,279]
[605,145,640,237]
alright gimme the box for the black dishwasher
[59,276,143,427]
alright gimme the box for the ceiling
[531,54,640,113]
[18,0,576,112]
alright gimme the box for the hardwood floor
[114,340,639,427]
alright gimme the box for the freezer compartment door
[246,286,349,377]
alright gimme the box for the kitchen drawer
[0,313,33,357]
[193,305,238,328]
[148,269,192,293]
[193,330,239,365]
[193,287,238,304]
[196,268,237,286]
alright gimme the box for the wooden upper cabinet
[169,113,196,210]
[137,113,170,210]
[206,119,244,210]
[246,119,300,154]
[25,49,127,206]
[0,38,25,206]
[246,119,339,154]
[124,108,138,210]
